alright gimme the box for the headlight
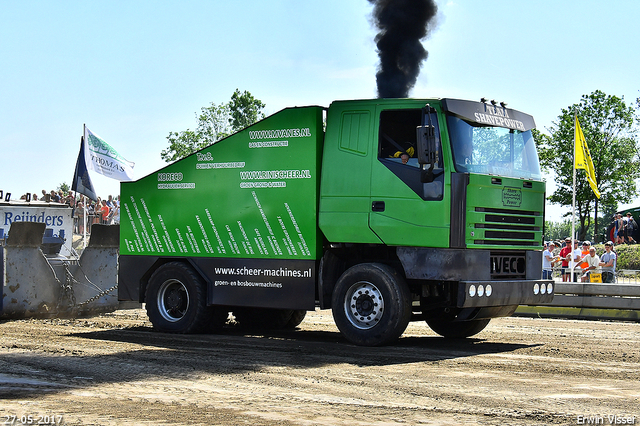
[485,284,492,297]
[533,283,540,295]
[541,283,547,294]
[547,283,553,294]
[477,285,485,297]
[469,285,476,297]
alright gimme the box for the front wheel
[426,318,490,338]
[146,262,211,333]
[332,263,411,346]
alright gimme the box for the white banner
[0,203,73,256]
[84,126,135,181]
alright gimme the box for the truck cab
[317,98,551,345]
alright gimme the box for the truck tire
[285,310,307,329]
[332,263,411,346]
[145,262,211,333]
[233,308,294,330]
[426,318,490,338]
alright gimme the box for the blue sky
[2,0,639,221]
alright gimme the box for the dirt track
[0,308,638,426]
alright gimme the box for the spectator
[50,190,60,203]
[559,237,572,282]
[542,242,558,280]
[579,247,600,282]
[107,195,115,208]
[100,200,110,224]
[599,241,617,283]
[625,213,637,244]
[578,241,592,282]
[76,199,85,234]
[571,240,582,282]
[616,213,626,245]
[109,200,120,224]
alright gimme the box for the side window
[378,109,421,166]
[377,109,443,201]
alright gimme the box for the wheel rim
[157,279,189,322]
[343,280,384,330]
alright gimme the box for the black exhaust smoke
[369,0,438,98]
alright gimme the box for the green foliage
[535,90,640,240]
[161,129,207,164]
[161,89,265,163]
[544,220,572,241]
[57,182,70,195]
[545,219,597,242]
[611,244,640,271]
[228,89,265,131]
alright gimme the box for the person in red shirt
[559,237,572,282]
[100,200,110,224]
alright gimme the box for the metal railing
[547,266,639,284]
[617,270,640,284]
[516,268,640,321]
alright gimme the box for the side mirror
[416,125,438,166]
[417,125,439,183]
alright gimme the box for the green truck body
[119,98,553,346]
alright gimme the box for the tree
[228,89,266,131]
[545,219,597,242]
[544,220,571,241]
[161,89,265,163]
[535,90,640,241]
[57,182,70,195]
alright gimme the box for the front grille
[485,214,535,225]
[472,207,541,247]
[485,230,535,239]
[475,239,537,246]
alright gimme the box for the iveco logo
[491,256,526,275]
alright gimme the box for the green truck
[118,98,553,346]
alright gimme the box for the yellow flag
[575,116,600,198]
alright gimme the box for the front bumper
[457,279,554,308]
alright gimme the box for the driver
[393,145,415,164]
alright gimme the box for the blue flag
[72,136,98,201]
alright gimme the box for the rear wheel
[426,318,490,338]
[146,262,211,333]
[332,263,411,346]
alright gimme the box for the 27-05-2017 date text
[3,415,64,425]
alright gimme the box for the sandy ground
[0,308,638,425]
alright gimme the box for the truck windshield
[447,115,542,180]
